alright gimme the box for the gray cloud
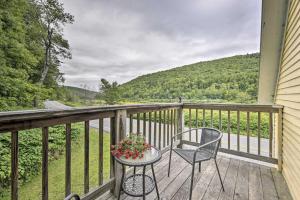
[60,0,261,91]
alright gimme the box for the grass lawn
[1,125,111,200]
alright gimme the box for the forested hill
[64,86,98,100]
[120,53,260,103]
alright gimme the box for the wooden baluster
[143,113,146,137]
[269,112,273,157]
[258,112,261,155]
[159,111,162,150]
[99,118,104,185]
[163,110,166,147]
[137,113,140,134]
[65,124,71,197]
[84,121,90,193]
[167,110,170,146]
[149,112,152,145]
[154,112,157,147]
[196,109,198,142]
[237,111,240,151]
[203,109,206,127]
[247,112,250,153]
[227,111,231,149]
[170,110,173,140]
[11,131,18,200]
[219,110,222,148]
[129,114,133,134]
[42,127,49,200]
[189,108,192,141]
[110,117,116,179]
[175,109,178,135]
[211,109,213,127]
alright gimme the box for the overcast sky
[60,0,262,91]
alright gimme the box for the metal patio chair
[168,127,224,200]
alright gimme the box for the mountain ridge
[119,53,260,103]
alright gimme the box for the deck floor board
[99,152,292,200]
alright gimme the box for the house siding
[275,0,300,199]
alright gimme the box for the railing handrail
[0,103,183,133]
[183,103,283,112]
[0,102,283,133]
[0,103,183,120]
[0,102,282,120]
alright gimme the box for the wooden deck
[99,151,292,200]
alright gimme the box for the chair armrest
[171,128,199,140]
[64,194,80,200]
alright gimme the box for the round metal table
[113,147,161,200]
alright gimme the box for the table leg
[118,165,125,200]
[143,166,146,200]
[151,164,160,199]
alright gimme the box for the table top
[114,147,161,166]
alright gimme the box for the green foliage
[0,66,52,110]
[120,53,259,103]
[0,0,73,111]
[0,126,80,192]
[97,78,120,104]
[183,109,270,138]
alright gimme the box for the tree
[36,0,74,85]
[98,79,120,105]
[0,0,74,110]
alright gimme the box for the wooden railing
[0,102,283,200]
[0,104,181,200]
[182,103,283,165]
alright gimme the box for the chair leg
[214,159,225,191]
[151,164,160,200]
[199,162,201,172]
[168,149,173,177]
[189,163,195,200]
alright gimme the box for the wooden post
[277,108,283,172]
[110,117,116,180]
[42,127,49,200]
[113,110,127,197]
[11,131,18,200]
[99,118,104,185]
[177,98,184,147]
[65,124,71,197]
[84,121,90,194]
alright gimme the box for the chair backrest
[200,128,222,157]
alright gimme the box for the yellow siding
[275,0,300,199]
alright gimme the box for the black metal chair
[168,127,224,200]
[64,193,80,200]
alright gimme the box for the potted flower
[111,134,151,159]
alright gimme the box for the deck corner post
[113,109,127,197]
[277,107,283,172]
[177,98,184,148]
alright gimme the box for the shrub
[0,125,80,192]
